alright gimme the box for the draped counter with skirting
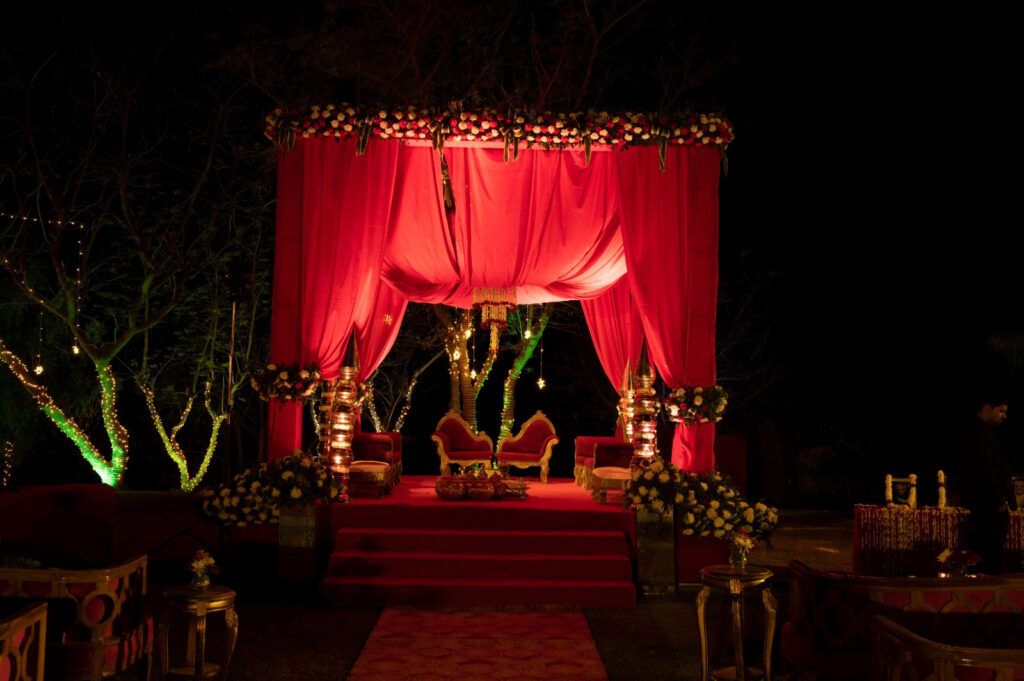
[854,505,1024,576]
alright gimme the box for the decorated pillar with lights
[617,362,635,443]
[320,335,360,500]
[631,341,659,469]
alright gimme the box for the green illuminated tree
[0,20,272,487]
[497,304,554,440]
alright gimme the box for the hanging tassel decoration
[356,115,373,155]
[440,152,455,211]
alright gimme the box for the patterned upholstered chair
[0,555,153,681]
[496,411,560,483]
[431,411,494,475]
[353,431,403,484]
[0,602,47,681]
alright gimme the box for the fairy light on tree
[497,303,553,440]
[1,440,13,487]
[33,311,44,375]
[537,334,545,389]
[141,381,226,491]
[0,338,123,486]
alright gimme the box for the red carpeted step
[327,550,633,581]
[333,527,632,555]
[321,576,637,609]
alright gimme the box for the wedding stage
[323,476,637,608]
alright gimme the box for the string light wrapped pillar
[325,336,360,500]
[631,341,659,470]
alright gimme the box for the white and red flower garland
[251,363,321,403]
[664,385,728,425]
[265,104,733,157]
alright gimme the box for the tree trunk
[498,304,553,440]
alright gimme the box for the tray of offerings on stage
[434,470,527,501]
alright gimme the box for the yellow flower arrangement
[199,449,342,526]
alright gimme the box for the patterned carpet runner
[346,608,609,681]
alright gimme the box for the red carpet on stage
[346,608,609,681]
[323,476,637,608]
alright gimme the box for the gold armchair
[431,411,494,474]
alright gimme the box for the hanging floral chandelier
[472,286,517,351]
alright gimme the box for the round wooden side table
[590,466,631,504]
[159,585,238,681]
[696,564,776,681]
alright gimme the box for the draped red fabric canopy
[269,137,720,471]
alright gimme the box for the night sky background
[1,4,1019,506]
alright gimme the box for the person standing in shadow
[955,395,1013,574]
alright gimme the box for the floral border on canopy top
[664,385,728,425]
[264,104,733,163]
[251,363,321,403]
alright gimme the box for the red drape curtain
[354,282,408,382]
[268,138,401,459]
[580,278,643,393]
[268,140,720,466]
[617,145,721,472]
[381,146,626,306]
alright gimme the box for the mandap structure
[264,106,729,473]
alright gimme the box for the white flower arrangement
[250,362,321,403]
[664,385,728,425]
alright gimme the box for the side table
[590,466,631,504]
[696,564,776,681]
[159,585,238,681]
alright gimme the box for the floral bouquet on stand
[250,363,322,403]
[188,549,219,589]
[663,385,728,425]
[729,531,756,568]
[626,457,683,518]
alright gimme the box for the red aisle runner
[346,608,608,681]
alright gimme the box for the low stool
[348,460,393,498]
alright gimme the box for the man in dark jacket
[955,398,1012,574]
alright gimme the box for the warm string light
[32,310,45,375]
[537,333,545,389]
[0,440,12,487]
[72,222,84,355]
[0,212,85,229]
